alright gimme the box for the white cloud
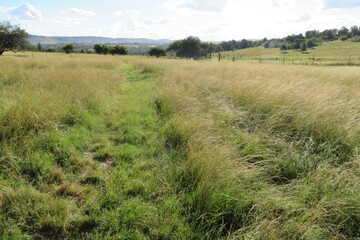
[282,12,312,23]
[194,0,228,12]
[144,17,173,25]
[67,8,95,16]
[114,11,123,16]
[162,0,228,12]
[52,18,85,27]
[4,3,43,21]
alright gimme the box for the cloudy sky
[0,0,360,41]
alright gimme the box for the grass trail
[0,58,191,239]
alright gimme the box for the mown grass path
[0,59,190,239]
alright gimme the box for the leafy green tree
[110,45,128,55]
[94,44,103,54]
[306,40,316,48]
[62,44,74,54]
[0,21,29,55]
[350,26,360,36]
[148,47,166,57]
[101,45,110,55]
[300,41,307,52]
[37,43,43,52]
[167,36,203,59]
[280,44,287,51]
[338,26,349,37]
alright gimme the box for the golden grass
[134,58,360,238]
[0,53,123,145]
[136,59,360,141]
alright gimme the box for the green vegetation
[0,21,29,55]
[167,36,213,59]
[94,44,128,55]
[1,52,360,239]
[221,40,360,65]
[62,44,74,54]
[148,47,166,58]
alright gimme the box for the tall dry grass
[133,59,360,238]
[0,55,122,146]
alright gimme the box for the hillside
[29,35,172,45]
[221,40,360,64]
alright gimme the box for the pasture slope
[221,40,360,65]
[1,52,360,239]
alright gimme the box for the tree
[280,44,287,51]
[37,43,43,52]
[94,44,103,54]
[306,40,316,48]
[101,45,109,55]
[62,44,74,54]
[300,41,307,52]
[148,47,166,57]
[167,36,207,59]
[111,45,128,55]
[0,21,29,55]
[338,26,349,37]
[350,26,360,36]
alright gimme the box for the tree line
[218,25,360,52]
[2,20,360,57]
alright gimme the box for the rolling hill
[29,35,173,45]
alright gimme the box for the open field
[1,52,360,239]
[221,41,360,65]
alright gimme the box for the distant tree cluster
[94,44,128,55]
[217,39,264,52]
[213,25,360,53]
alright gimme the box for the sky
[0,0,360,41]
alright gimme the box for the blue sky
[1,0,360,41]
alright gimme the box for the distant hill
[29,35,173,45]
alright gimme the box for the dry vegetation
[1,52,360,239]
[135,59,360,239]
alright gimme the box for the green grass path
[0,63,191,239]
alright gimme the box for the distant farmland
[221,40,360,65]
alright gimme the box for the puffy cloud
[323,0,360,9]
[4,3,43,21]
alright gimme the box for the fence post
[218,53,221,62]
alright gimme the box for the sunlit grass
[2,52,360,239]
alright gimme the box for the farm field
[221,40,360,65]
[1,52,360,239]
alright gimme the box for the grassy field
[221,40,360,65]
[1,52,360,239]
